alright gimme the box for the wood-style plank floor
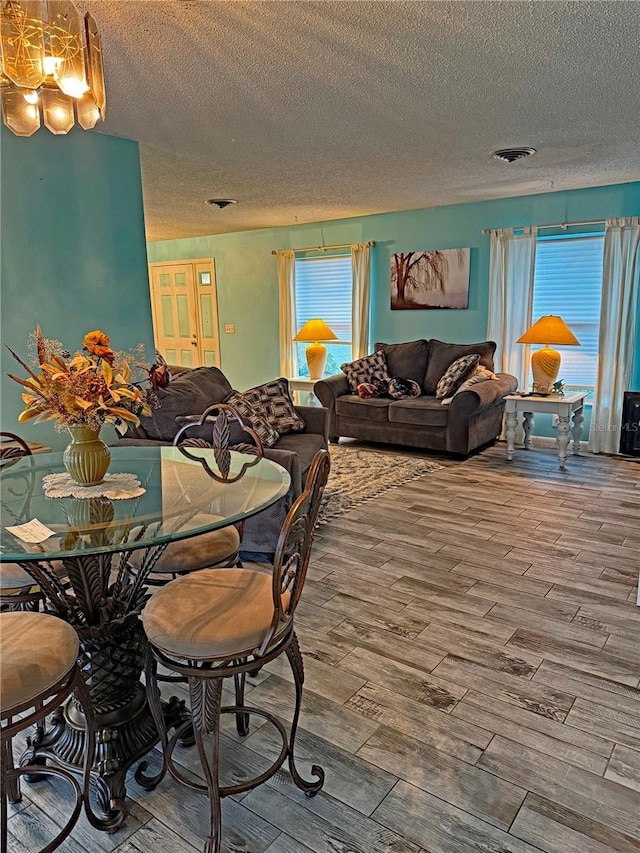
[8,441,640,853]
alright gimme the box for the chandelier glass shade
[0,0,105,136]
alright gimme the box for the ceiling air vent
[491,147,537,163]
[205,199,237,209]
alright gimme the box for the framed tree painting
[391,249,470,309]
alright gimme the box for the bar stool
[139,449,330,853]
[1,612,97,852]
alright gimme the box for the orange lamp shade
[516,315,580,346]
[293,318,338,343]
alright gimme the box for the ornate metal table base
[21,685,189,820]
[15,545,191,823]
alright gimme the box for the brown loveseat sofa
[118,366,328,557]
[315,339,517,456]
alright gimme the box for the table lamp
[516,315,580,394]
[293,318,338,380]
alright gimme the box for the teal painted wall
[1,125,154,450]
[148,182,640,438]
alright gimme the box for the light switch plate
[224,324,235,334]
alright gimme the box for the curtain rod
[482,219,604,235]
[271,240,374,255]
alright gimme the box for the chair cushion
[142,569,290,660]
[374,340,430,388]
[388,396,450,426]
[336,396,390,422]
[129,515,240,574]
[0,561,64,594]
[424,340,497,395]
[1,612,78,714]
[271,433,325,476]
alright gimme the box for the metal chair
[0,612,118,852]
[0,434,47,611]
[139,449,330,853]
[127,405,263,589]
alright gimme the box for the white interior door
[148,259,220,369]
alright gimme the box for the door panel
[149,259,220,369]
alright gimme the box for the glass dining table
[0,445,290,828]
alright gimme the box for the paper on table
[5,519,56,544]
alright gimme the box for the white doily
[43,472,146,499]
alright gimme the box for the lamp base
[531,345,561,395]
[305,342,328,381]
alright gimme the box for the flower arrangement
[6,327,154,434]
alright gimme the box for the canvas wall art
[391,248,470,310]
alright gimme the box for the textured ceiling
[82,1,640,241]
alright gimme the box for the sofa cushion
[374,340,430,387]
[424,340,497,395]
[436,354,481,399]
[341,351,390,393]
[272,432,325,476]
[336,395,390,421]
[140,367,234,442]
[388,396,450,426]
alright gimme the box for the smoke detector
[205,198,237,209]
[491,147,537,163]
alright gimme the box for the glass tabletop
[0,446,290,562]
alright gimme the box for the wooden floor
[8,442,640,853]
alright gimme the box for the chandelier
[0,0,105,136]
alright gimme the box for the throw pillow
[341,351,390,393]
[224,393,280,447]
[387,377,421,400]
[424,340,497,395]
[435,354,480,400]
[439,365,499,404]
[236,379,305,435]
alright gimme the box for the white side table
[285,377,320,407]
[504,392,588,469]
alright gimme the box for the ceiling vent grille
[205,199,237,209]
[491,147,537,163]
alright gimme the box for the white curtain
[487,226,538,389]
[589,217,640,454]
[276,250,298,377]
[351,242,371,360]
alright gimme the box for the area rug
[318,444,442,524]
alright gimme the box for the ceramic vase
[63,426,111,486]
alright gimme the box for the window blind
[532,235,604,390]
[295,256,352,343]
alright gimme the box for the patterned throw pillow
[439,365,499,404]
[232,379,305,436]
[341,351,390,393]
[387,378,421,400]
[435,354,481,400]
[225,392,280,447]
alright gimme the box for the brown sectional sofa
[315,339,518,456]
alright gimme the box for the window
[294,255,352,377]
[532,234,604,392]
